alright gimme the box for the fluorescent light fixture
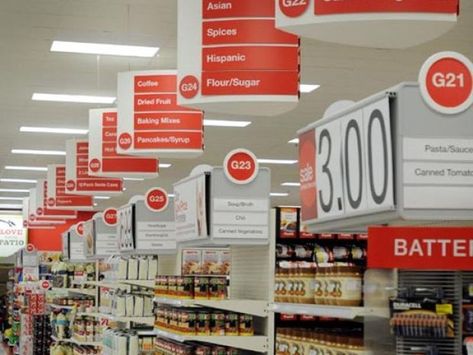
[0,189,29,193]
[0,178,38,184]
[20,126,88,135]
[270,192,289,197]
[160,163,172,168]
[204,119,251,128]
[281,182,301,187]
[93,203,98,207]
[0,204,23,209]
[123,187,127,191]
[288,138,299,144]
[300,84,320,93]
[0,197,25,201]
[51,41,159,58]
[12,149,66,156]
[32,93,116,104]
[94,196,111,200]
[258,159,298,165]
[123,178,145,181]
[5,166,48,172]
[168,194,175,198]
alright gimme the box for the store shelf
[270,302,390,320]
[76,312,101,318]
[51,287,96,296]
[154,297,268,317]
[82,281,129,290]
[119,280,156,289]
[47,303,75,310]
[51,335,102,347]
[99,313,154,326]
[154,329,268,352]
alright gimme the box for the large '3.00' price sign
[299,97,394,223]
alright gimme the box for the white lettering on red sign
[179,75,200,99]
[419,51,473,115]
[279,0,310,17]
[223,148,259,184]
[103,208,118,226]
[145,188,169,212]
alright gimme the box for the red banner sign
[368,227,473,270]
[314,0,459,15]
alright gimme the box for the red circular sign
[89,158,101,172]
[29,214,35,222]
[23,220,28,228]
[118,133,132,150]
[76,223,84,236]
[145,188,169,212]
[103,208,118,226]
[223,149,259,185]
[36,207,43,216]
[66,180,76,191]
[419,52,473,115]
[47,197,55,207]
[279,0,310,17]
[179,75,199,99]
[41,280,50,290]
[26,244,35,253]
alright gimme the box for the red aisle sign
[177,0,300,115]
[368,227,473,270]
[38,180,77,219]
[88,109,159,177]
[298,129,317,222]
[419,51,473,115]
[102,208,118,226]
[145,188,169,212]
[223,149,258,184]
[47,165,94,210]
[117,71,204,157]
[313,0,459,15]
[66,140,123,194]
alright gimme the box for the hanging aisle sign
[47,165,94,210]
[94,212,119,257]
[276,0,459,49]
[116,70,204,158]
[177,0,300,116]
[35,180,77,219]
[88,108,160,178]
[65,139,123,195]
[27,189,65,226]
[22,198,53,230]
[368,227,473,270]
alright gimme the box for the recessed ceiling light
[258,159,298,165]
[281,182,301,187]
[288,138,299,144]
[0,189,29,193]
[12,149,66,156]
[123,178,145,181]
[0,204,23,209]
[0,197,25,201]
[0,178,38,184]
[32,93,116,104]
[270,192,289,197]
[20,126,88,135]
[203,119,251,127]
[94,196,111,200]
[300,84,320,93]
[5,166,48,172]
[51,41,159,58]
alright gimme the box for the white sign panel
[136,221,176,250]
[305,97,394,224]
[403,137,473,210]
[212,198,269,239]
[174,174,208,242]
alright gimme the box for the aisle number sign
[419,51,473,115]
[223,149,258,185]
[145,188,169,212]
[298,97,394,222]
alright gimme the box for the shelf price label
[300,97,394,223]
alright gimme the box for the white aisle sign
[174,174,208,242]
[305,97,394,222]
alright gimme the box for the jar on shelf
[298,267,316,304]
[335,266,363,306]
[314,268,326,305]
